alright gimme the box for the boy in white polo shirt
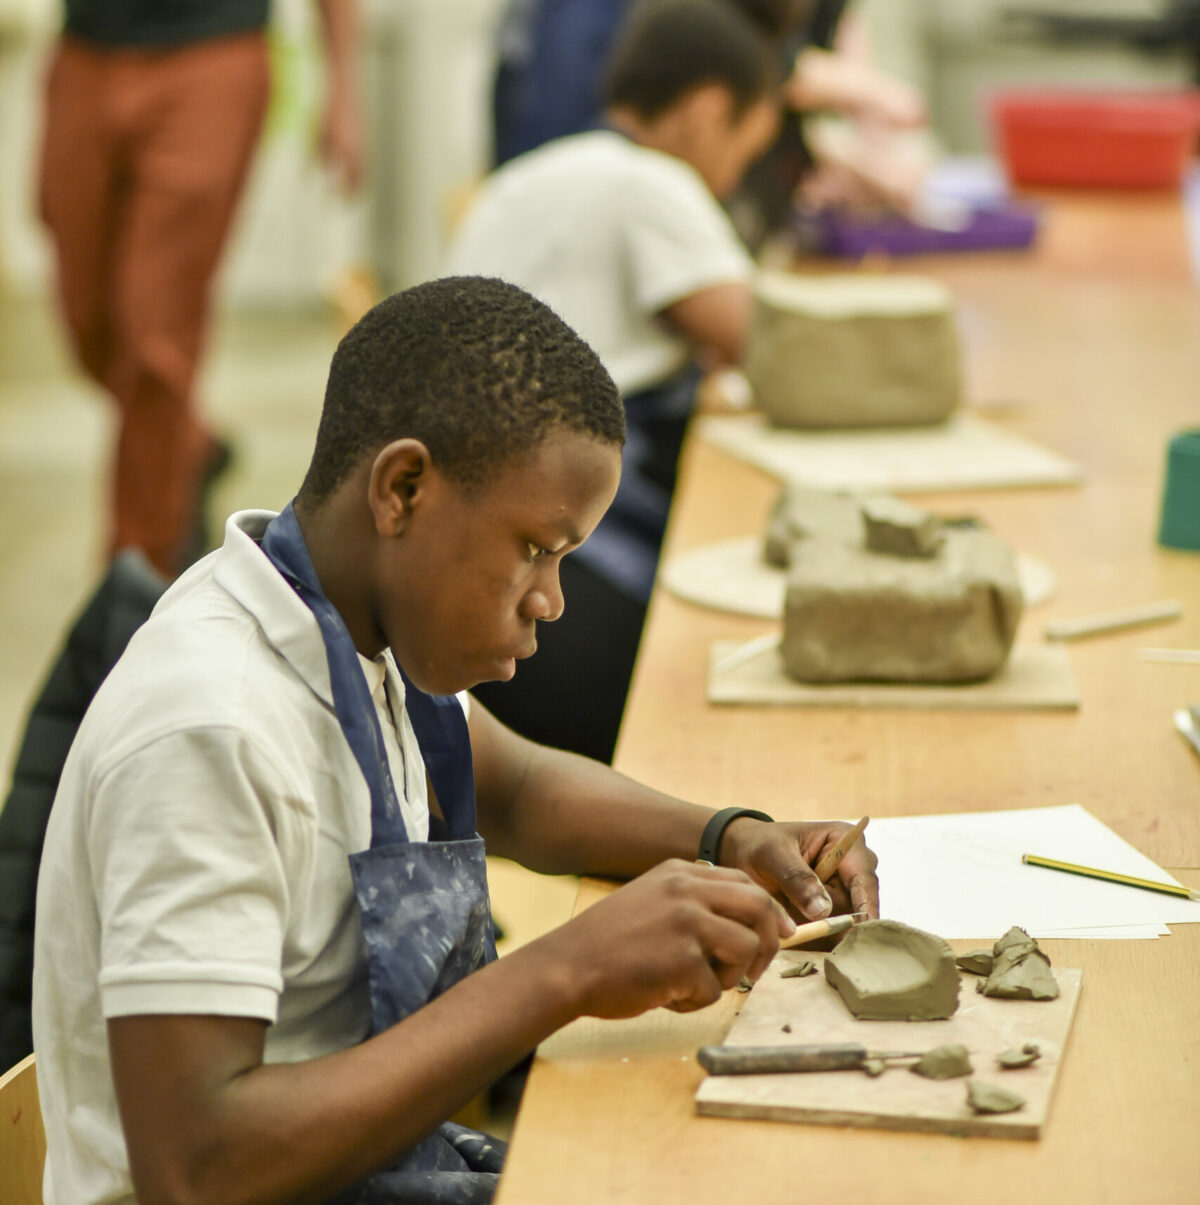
[32,276,878,1205]
[447,0,781,763]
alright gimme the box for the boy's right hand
[543,859,794,1019]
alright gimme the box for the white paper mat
[663,535,1056,619]
[698,412,1082,492]
[861,804,1200,939]
[709,641,1079,712]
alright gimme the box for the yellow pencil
[1021,853,1200,901]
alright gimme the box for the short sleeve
[89,726,307,1022]
[622,156,753,315]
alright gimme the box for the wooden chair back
[0,1053,45,1205]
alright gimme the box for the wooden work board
[695,950,1082,1140]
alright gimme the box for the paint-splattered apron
[262,502,504,1205]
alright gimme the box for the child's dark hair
[298,276,625,506]
[604,0,782,121]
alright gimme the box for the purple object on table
[813,202,1041,258]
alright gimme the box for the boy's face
[691,92,781,199]
[381,428,621,696]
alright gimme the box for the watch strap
[696,806,774,866]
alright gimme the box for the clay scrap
[911,1044,973,1080]
[955,949,995,976]
[967,1081,1025,1115]
[997,1043,1042,1070]
[979,927,1059,1001]
[765,484,1024,684]
[823,919,960,1021]
[744,271,963,429]
[780,960,818,979]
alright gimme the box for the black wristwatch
[696,806,774,866]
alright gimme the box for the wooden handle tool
[812,816,869,882]
[778,911,866,950]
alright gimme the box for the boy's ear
[680,82,737,136]
[367,438,434,537]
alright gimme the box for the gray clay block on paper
[745,271,963,429]
[781,523,1023,684]
[823,919,960,1021]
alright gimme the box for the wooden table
[495,192,1200,1204]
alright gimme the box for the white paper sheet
[858,804,1200,940]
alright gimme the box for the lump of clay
[763,484,864,568]
[955,950,994,976]
[744,271,963,429]
[981,927,1059,1001]
[996,1043,1042,1070]
[911,1044,973,1080]
[780,959,817,979]
[966,1081,1025,1115]
[823,919,960,1021]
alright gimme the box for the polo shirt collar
[213,509,336,709]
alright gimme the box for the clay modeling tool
[697,1043,925,1075]
[1022,853,1200,902]
[713,631,780,673]
[1175,705,1200,759]
[1141,648,1200,665]
[778,911,866,950]
[1044,599,1181,642]
[812,816,869,882]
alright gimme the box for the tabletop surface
[494,190,1200,1205]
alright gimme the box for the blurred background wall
[1,0,1193,308]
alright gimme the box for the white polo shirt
[31,510,448,1205]
[444,129,753,395]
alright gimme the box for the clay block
[823,919,960,1021]
[765,484,1023,684]
[955,950,995,976]
[745,271,963,429]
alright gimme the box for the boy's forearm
[112,942,584,1205]
[482,740,716,877]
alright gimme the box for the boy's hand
[546,860,794,1018]
[719,818,880,924]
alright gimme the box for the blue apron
[261,503,504,1205]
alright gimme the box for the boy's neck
[293,492,386,660]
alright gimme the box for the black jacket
[0,551,166,1072]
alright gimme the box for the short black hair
[604,0,781,121]
[298,276,625,506]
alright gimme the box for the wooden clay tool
[1044,598,1181,641]
[812,816,869,882]
[698,1043,924,1075]
[778,911,865,950]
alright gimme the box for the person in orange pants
[38,1,362,577]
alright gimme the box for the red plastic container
[990,90,1200,189]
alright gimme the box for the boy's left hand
[719,818,880,923]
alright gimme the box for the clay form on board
[910,1044,973,1080]
[997,1044,1042,1070]
[823,920,960,1021]
[781,960,818,979]
[967,1081,1025,1115]
[745,271,963,429]
[861,496,944,558]
[956,950,995,976]
[981,927,1059,1001]
[765,484,1024,684]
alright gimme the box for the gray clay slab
[694,949,1082,1139]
